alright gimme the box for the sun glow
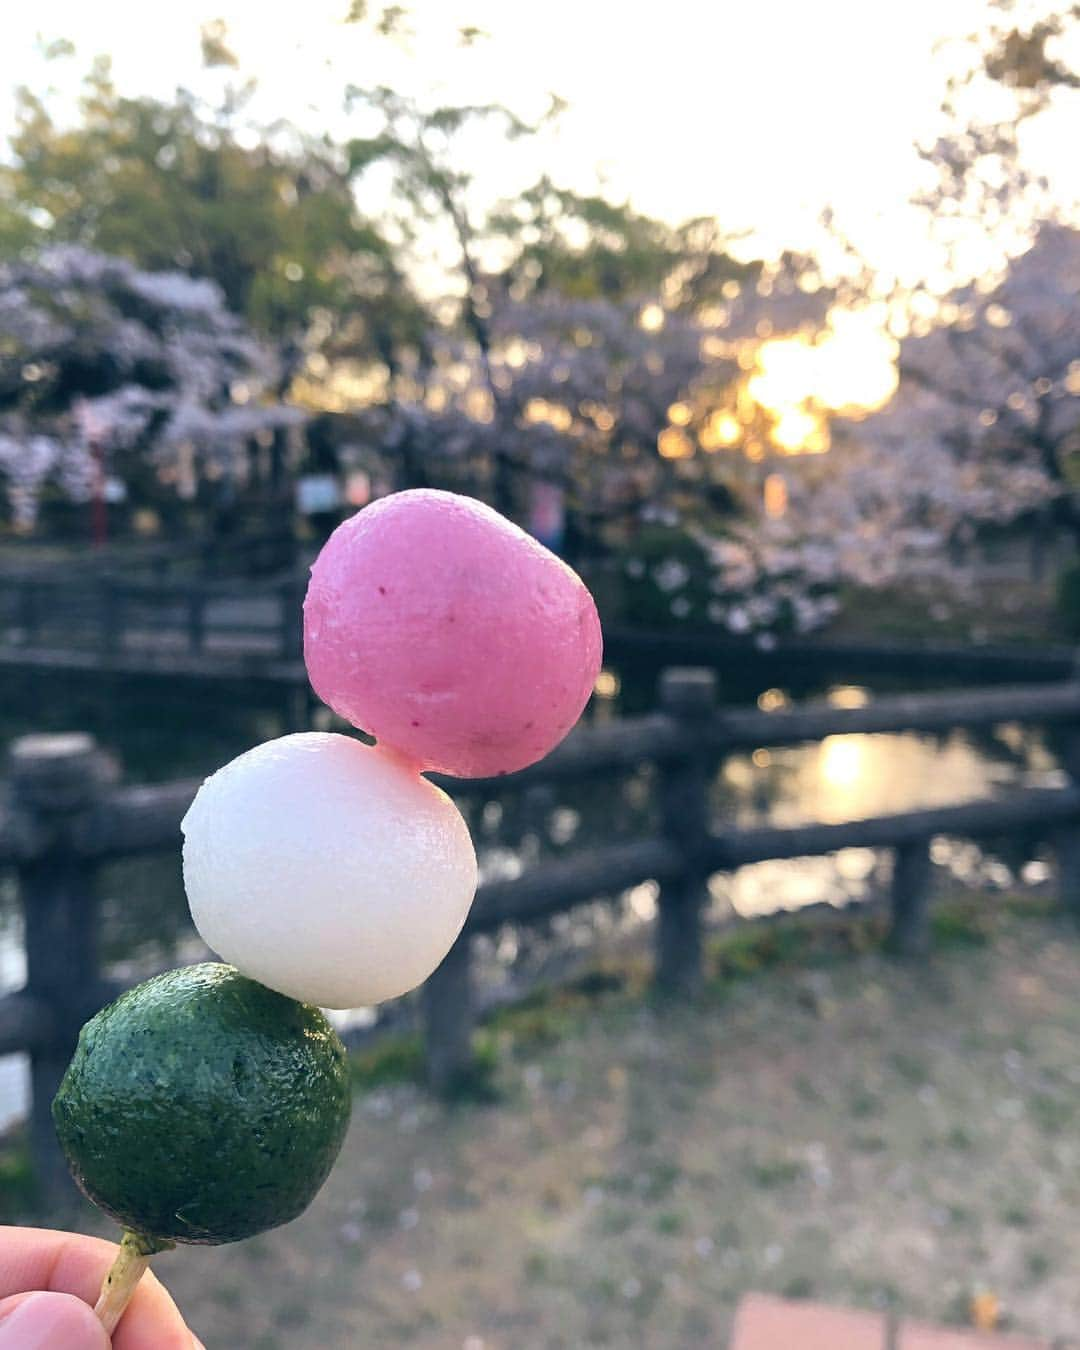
[752,310,899,416]
[745,306,899,453]
[658,426,694,459]
[700,410,742,451]
[771,408,827,454]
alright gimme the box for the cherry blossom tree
[825,221,1080,584]
[334,263,832,525]
[788,4,1079,596]
[0,246,303,528]
[325,261,848,635]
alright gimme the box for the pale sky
[1,0,1077,287]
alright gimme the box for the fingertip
[0,1230,194,1349]
[0,1290,110,1349]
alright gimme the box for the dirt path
[109,903,1080,1347]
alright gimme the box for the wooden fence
[4,530,298,582]
[2,566,1076,690]
[3,668,1080,1196]
[0,572,307,673]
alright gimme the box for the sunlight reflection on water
[712,684,1061,918]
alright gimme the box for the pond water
[0,661,1062,1131]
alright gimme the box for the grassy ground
[23,897,1080,1349]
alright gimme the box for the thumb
[0,1291,111,1349]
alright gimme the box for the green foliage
[349,1034,425,1089]
[347,1031,498,1101]
[0,61,398,341]
[705,911,894,994]
[751,1156,801,1188]
[618,525,715,628]
[615,518,840,637]
[344,86,537,229]
[0,201,37,255]
[489,180,755,307]
[0,1135,35,1215]
[0,16,813,550]
[710,923,817,983]
[483,1001,575,1054]
[930,897,992,948]
[436,1049,500,1105]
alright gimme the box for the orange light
[763,472,788,518]
[524,398,573,431]
[700,411,741,451]
[594,670,620,698]
[658,427,694,459]
[771,408,820,453]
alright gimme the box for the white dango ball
[181,733,477,1008]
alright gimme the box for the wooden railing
[0,572,308,673]
[2,668,1080,1195]
[2,530,299,581]
[2,561,1076,690]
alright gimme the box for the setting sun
[771,408,828,454]
[700,410,742,451]
[750,311,899,420]
[742,307,900,453]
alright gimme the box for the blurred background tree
[919,0,1079,234]
[0,2,1075,637]
[0,246,302,533]
[0,34,415,368]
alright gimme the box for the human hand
[0,1227,202,1349]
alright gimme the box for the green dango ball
[52,963,351,1246]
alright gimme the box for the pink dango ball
[303,489,603,778]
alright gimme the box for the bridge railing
[2,668,1080,1195]
[0,572,307,663]
[3,559,1077,690]
[0,530,298,581]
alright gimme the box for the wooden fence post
[422,930,473,1095]
[656,667,716,995]
[9,734,113,1200]
[888,839,933,957]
